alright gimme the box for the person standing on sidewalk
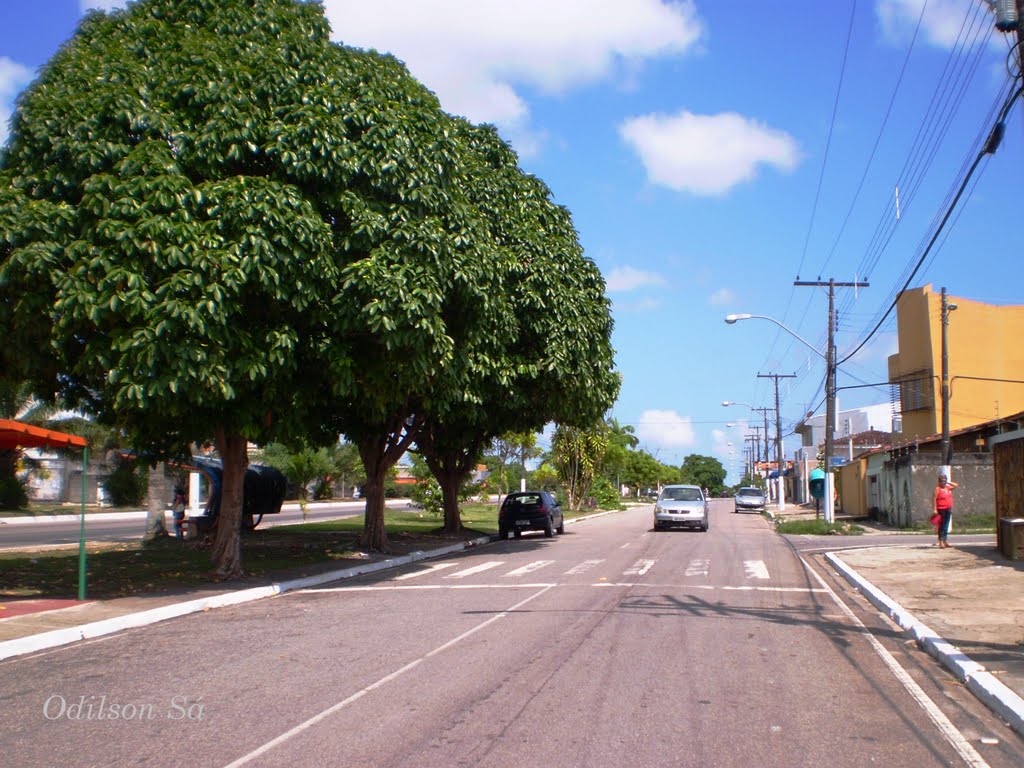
[934,474,959,548]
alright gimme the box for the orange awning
[0,418,88,450]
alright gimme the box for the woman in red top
[933,474,959,548]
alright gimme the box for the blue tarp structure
[189,455,286,530]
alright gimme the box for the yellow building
[888,285,1024,441]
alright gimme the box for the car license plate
[516,520,530,527]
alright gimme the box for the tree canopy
[0,0,355,574]
[678,454,728,493]
[1,0,619,566]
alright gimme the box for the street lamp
[725,314,825,360]
[726,312,835,521]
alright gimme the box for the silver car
[653,484,709,531]
[734,486,766,513]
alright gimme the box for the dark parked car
[498,491,565,539]
[734,486,767,513]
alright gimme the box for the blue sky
[2,1,1022,482]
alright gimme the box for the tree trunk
[143,462,168,543]
[437,466,463,533]
[361,469,388,552]
[423,446,479,534]
[356,414,420,552]
[211,428,248,579]
[358,436,391,553]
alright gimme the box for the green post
[78,445,88,600]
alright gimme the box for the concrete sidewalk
[825,542,1024,737]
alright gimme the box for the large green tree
[0,0,347,576]
[413,123,618,532]
[679,454,728,493]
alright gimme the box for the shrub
[103,459,147,506]
[0,476,28,509]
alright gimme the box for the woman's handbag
[929,511,942,527]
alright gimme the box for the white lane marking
[444,561,504,579]
[223,585,555,768]
[802,557,989,768]
[685,559,710,577]
[623,559,656,576]
[505,560,556,577]
[594,584,827,593]
[564,559,604,575]
[302,583,826,594]
[393,562,458,581]
[743,560,769,580]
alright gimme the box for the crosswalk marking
[564,559,604,575]
[623,559,656,576]
[389,557,773,583]
[743,560,770,580]
[685,559,710,577]
[445,561,504,579]
[393,563,458,581]
[505,560,556,576]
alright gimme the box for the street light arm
[725,314,825,360]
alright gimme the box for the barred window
[897,372,934,412]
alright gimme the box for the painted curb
[0,535,492,662]
[825,551,1024,738]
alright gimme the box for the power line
[838,82,1022,367]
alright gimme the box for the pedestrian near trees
[934,474,959,548]
[171,487,187,540]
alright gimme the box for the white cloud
[619,110,801,196]
[636,409,696,450]
[80,0,125,11]
[605,265,666,292]
[320,0,704,154]
[875,0,989,48]
[0,57,33,147]
[708,287,736,306]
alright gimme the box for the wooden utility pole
[794,278,868,521]
[759,373,796,511]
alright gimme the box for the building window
[896,371,934,412]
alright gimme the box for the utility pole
[795,277,869,522]
[745,435,759,484]
[940,287,958,476]
[753,407,771,487]
[759,373,796,513]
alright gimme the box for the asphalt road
[0,500,408,549]
[2,500,1021,767]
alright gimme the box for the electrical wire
[838,81,1023,367]
[794,0,859,281]
[816,0,928,277]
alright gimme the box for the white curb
[0,535,492,662]
[825,551,1024,738]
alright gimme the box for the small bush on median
[775,518,863,535]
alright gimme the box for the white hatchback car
[653,484,709,532]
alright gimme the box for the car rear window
[738,489,764,498]
[504,494,543,510]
